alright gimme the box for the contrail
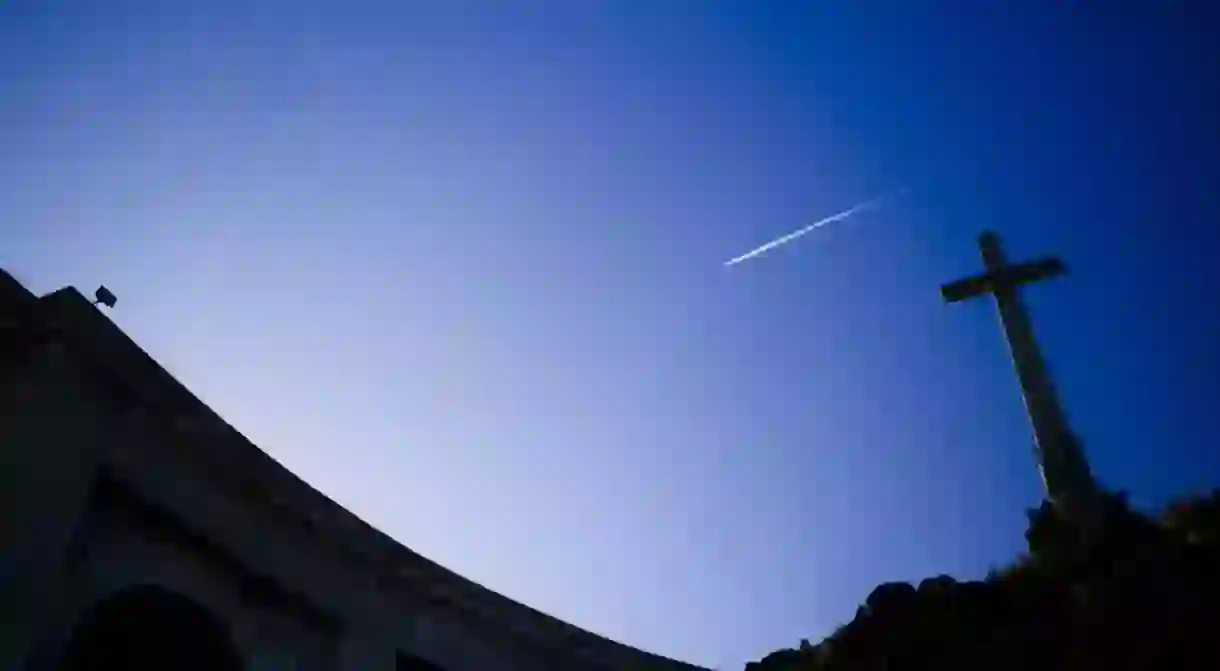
[724,189,905,266]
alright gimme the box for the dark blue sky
[3,2,1218,667]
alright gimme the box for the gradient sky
[3,2,1219,668]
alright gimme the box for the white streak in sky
[724,189,905,266]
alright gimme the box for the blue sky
[3,2,1218,668]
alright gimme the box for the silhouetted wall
[0,270,707,671]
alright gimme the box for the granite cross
[941,231,1098,525]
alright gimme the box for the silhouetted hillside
[748,488,1220,670]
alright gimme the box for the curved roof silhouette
[0,268,707,671]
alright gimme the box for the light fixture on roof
[93,285,117,309]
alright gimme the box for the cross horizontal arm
[1005,256,1067,287]
[940,273,992,303]
[940,256,1067,304]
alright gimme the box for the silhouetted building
[0,270,706,671]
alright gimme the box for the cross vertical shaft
[942,231,1098,528]
[979,233,1069,479]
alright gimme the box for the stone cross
[941,231,1099,527]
